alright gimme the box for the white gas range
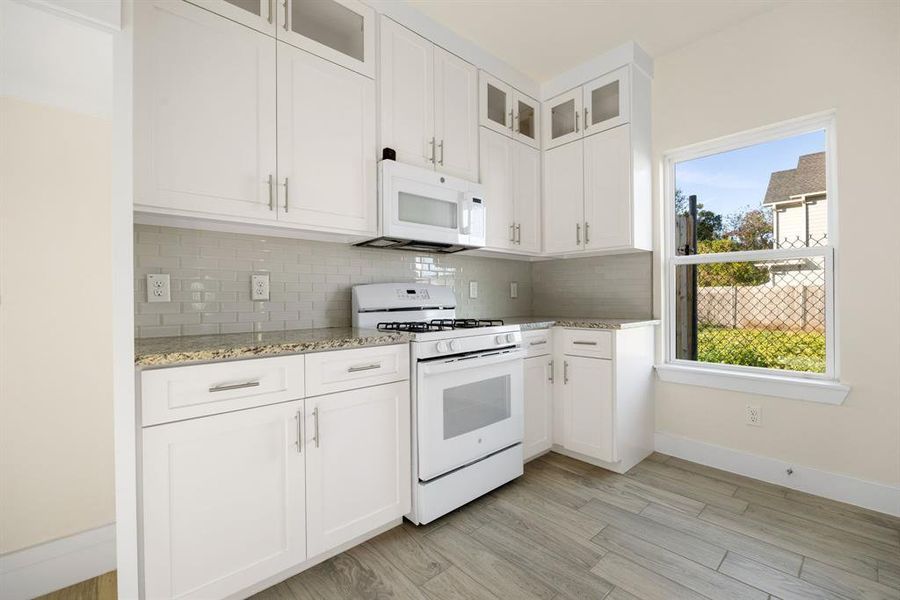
[352,283,525,524]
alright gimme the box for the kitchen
[2,1,899,600]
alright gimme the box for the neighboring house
[762,151,827,286]
[764,151,827,248]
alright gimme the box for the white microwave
[357,161,486,253]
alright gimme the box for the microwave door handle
[459,199,472,235]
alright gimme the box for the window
[662,114,842,396]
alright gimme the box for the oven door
[416,349,524,482]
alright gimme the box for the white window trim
[658,111,849,405]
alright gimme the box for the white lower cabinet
[561,355,615,462]
[305,381,411,556]
[142,400,307,600]
[523,355,553,460]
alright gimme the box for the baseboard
[0,523,116,600]
[654,432,900,517]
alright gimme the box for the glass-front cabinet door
[278,0,375,78]
[513,92,540,149]
[479,71,513,136]
[543,88,583,149]
[188,0,277,35]
[583,65,630,136]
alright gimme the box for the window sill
[655,363,850,405]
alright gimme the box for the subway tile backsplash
[133,225,533,338]
[134,225,653,338]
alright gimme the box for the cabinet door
[278,0,375,78]
[513,91,541,149]
[479,71,513,137]
[584,125,631,250]
[479,128,515,250]
[543,141,584,254]
[583,66,630,136]
[142,401,306,600]
[562,356,615,462]
[379,18,434,170]
[523,356,553,460]
[187,0,276,35]
[434,48,479,181]
[543,88,583,149]
[513,141,542,252]
[134,0,277,221]
[305,382,411,557]
[277,42,376,234]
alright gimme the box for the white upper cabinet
[434,47,479,180]
[278,0,375,78]
[378,18,434,170]
[583,124,632,250]
[583,66,630,136]
[380,17,478,181]
[135,0,277,222]
[479,71,540,149]
[277,42,376,234]
[543,88,583,150]
[514,141,542,252]
[142,400,307,600]
[187,0,277,35]
[480,128,516,251]
[543,140,584,254]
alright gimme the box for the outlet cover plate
[469,281,478,299]
[251,273,270,301]
[746,404,762,426]
[510,282,518,299]
[147,273,170,303]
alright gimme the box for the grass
[697,326,826,373]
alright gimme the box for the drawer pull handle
[530,340,547,346]
[573,341,598,346]
[348,363,381,373]
[208,380,260,393]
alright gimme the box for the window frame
[661,112,840,386]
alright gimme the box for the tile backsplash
[134,225,533,338]
[532,253,653,319]
[134,225,653,338]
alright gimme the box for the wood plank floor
[41,452,900,600]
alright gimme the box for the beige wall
[0,1,115,554]
[652,1,900,486]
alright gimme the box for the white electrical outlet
[146,273,170,303]
[510,282,518,299]
[469,281,478,299]
[746,404,762,426]
[251,273,270,301]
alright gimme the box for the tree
[696,239,770,286]
[726,207,773,250]
[675,189,724,243]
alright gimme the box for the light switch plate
[147,273,170,303]
[251,273,270,301]
[469,281,478,299]
[510,282,518,299]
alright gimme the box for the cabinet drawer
[141,356,305,427]
[522,329,552,357]
[561,329,613,359]
[305,344,409,397]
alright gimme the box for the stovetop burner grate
[376,319,505,333]
[430,319,505,329]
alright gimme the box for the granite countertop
[501,316,661,330]
[135,327,410,368]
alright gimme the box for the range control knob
[495,335,506,345]
[506,333,517,344]
[436,341,449,353]
[449,340,460,352]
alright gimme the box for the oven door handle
[419,349,526,375]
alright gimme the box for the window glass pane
[224,0,260,16]
[551,98,575,139]
[674,130,827,256]
[487,84,507,127]
[675,257,826,373]
[291,0,364,62]
[398,192,458,229]
[443,376,511,440]
[590,80,619,125]
[517,99,535,139]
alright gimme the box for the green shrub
[696,326,825,373]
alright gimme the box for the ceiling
[406,0,786,82]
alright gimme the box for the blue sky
[675,130,826,216]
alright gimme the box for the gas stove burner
[430,319,505,329]
[376,321,453,333]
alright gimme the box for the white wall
[652,1,900,487]
[0,0,115,554]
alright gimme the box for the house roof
[763,151,826,205]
